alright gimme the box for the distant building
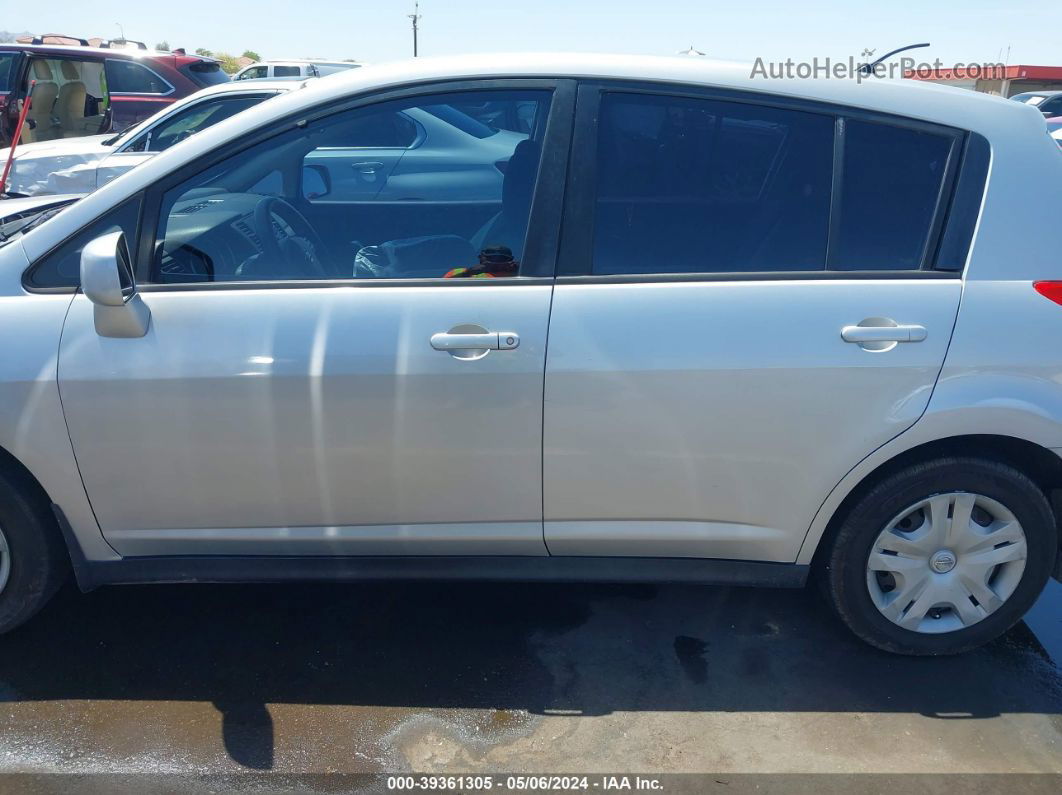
[905,64,1062,98]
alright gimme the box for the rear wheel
[0,470,68,634]
[822,457,1057,655]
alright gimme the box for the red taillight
[1033,281,1062,306]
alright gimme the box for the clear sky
[8,0,1061,67]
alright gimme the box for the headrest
[31,60,54,80]
[60,60,80,80]
[503,139,540,212]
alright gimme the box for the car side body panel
[543,279,962,562]
[57,284,553,557]
[0,241,118,561]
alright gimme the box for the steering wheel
[251,197,331,279]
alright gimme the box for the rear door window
[273,65,301,78]
[105,60,173,94]
[586,89,960,277]
[591,92,834,274]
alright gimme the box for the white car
[0,80,303,196]
[233,60,361,81]
[0,55,1060,656]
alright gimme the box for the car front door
[542,84,966,563]
[56,81,572,557]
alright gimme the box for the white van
[232,60,360,81]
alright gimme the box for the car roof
[0,43,192,60]
[286,53,1046,130]
[173,79,302,97]
[263,59,353,66]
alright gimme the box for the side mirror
[80,230,150,338]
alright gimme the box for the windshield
[1014,94,1047,106]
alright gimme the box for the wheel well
[813,434,1062,575]
[0,444,54,514]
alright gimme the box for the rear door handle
[430,332,520,351]
[841,324,927,343]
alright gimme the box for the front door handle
[841,324,927,343]
[430,331,520,351]
[352,161,385,175]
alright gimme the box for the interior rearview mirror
[80,230,151,338]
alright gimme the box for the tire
[0,468,68,634]
[821,457,1058,655]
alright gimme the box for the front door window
[148,90,553,283]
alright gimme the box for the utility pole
[408,1,421,57]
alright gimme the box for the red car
[0,37,227,147]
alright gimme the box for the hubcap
[0,525,10,596]
[930,549,957,573]
[865,492,1028,634]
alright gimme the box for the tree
[241,50,261,62]
[195,47,213,57]
[155,40,170,52]
[213,52,242,74]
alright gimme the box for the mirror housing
[80,231,150,338]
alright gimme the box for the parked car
[1,80,303,196]
[1048,116,1062,149]
[1010,89,1062,117]
[1,78,522,197]
[0,55,1060,655]
[233,60,361,81]
[0,42,227,147]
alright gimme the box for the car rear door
[542,83,967,563]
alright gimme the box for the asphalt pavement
[0,574,1060,785]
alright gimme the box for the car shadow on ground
[1,579,1060,770]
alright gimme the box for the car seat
[352,139,541,278]
[24,60,60,143]
[469,139,540,257]
[56,60,88,137]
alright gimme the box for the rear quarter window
[830,120,954,271]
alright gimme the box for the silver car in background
[0,54,1060,655]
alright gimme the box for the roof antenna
[859,42,930,76]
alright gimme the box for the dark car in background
[0,39,227,147]
[1010,90,1062,117]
